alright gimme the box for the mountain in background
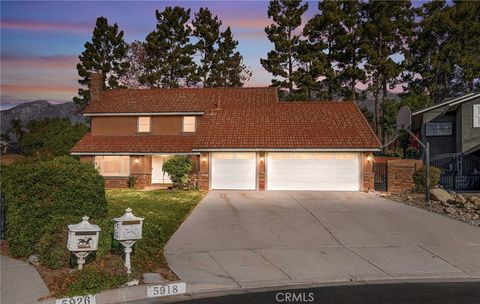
[1,100,86,134]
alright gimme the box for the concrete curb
[34,277,480,304]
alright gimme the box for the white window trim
[474,104,480,128]
[94,156,130,177]
[137,116,151,133]
[182,116,196,133]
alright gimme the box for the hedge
[1,156,107,268]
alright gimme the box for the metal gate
[373,163,388,191]
[430,153,480,191]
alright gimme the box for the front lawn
[42,189,204,297]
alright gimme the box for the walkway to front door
[165,191,480,292]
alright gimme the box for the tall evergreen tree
[211,27,252,87]
[192,7,222,87]
[303,0,344,99]
[261,0,308,96]
[74,17,129,108]
[141,7,198,88]
[336,0,366,101]
[405,1,480,103]
[361,1,414,138]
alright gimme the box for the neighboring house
[71,73,381,191]
[412,92,480,190]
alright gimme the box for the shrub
[127,176,137,189]
[1,156,107,268]
[413,165,442,192]
[20,118,88,159]
[162,156,192,189]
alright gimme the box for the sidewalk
[1,255,49,304]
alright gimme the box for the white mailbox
[67,216,101,270]
[113,208,144,273]
[113,208,144,241]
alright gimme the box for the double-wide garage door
[267,153,360,191]
[211,152,360,191]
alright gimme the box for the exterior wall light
[113,208,144,274]
[67,216,101,270]
[134,156,140,163]
[367,154,373,162]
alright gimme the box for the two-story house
[411,92,480,190]
[71,73,381,191]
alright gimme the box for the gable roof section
[71,133,196,154]
[412,92,480,116]
[193,101,381,150]
[83,87,278,114]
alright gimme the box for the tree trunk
[374,77,381,139]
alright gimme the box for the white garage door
[267,153,360,191]
[211,152,256,190]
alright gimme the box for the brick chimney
[90,73,103,102]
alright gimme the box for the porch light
[134,156,140,163]
[67,216,101,270]
[202,156,207,162]
[260,155,264,162]
[113,208,144,274]
[367,154,373,162]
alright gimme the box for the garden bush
[413,165,442,192]
[1,156,107,268]
[162,156,192,188]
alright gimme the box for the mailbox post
[113,208,143,274]
[67,216,101,270]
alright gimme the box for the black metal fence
[430,153,480,191]
[374,163,388,192]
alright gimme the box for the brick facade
[199,152,209,190]
[257,152,266,190]
[361,153,374,192]
[386,159,422,193]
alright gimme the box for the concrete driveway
[165,191,480,291]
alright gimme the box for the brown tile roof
[193,101,381,150]
[83,87,278,114]
[71,133,196,154]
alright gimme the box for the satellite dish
[396,106,412,131]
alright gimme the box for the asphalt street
[133,281,480,304]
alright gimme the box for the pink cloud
[1,54,79,69]
[0,19,91,34]
[1,84,77,94]
[228,18,271,30]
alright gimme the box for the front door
[152,156,172,184]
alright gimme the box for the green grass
[58,189,204,297]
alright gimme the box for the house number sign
[55,294,95,304]
[147,282,187,298]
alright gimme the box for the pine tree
[336,0,366,101]
[261,0,308,96]
[303,0,344,100]
[211,27,252,87]
[192,7,222,87]
[361,1,414,138]
[141,7,198,88]
[74,17,129,108]
[405,1,480,103]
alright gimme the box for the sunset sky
[1,1,415,109]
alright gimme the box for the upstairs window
[426,122,452,136]
[474,104,480,128]
[137,116,151,132]
[95,156,129,177]
[183,116,196,132]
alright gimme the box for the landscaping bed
[36,189,204,298]
[384,191,480,227]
